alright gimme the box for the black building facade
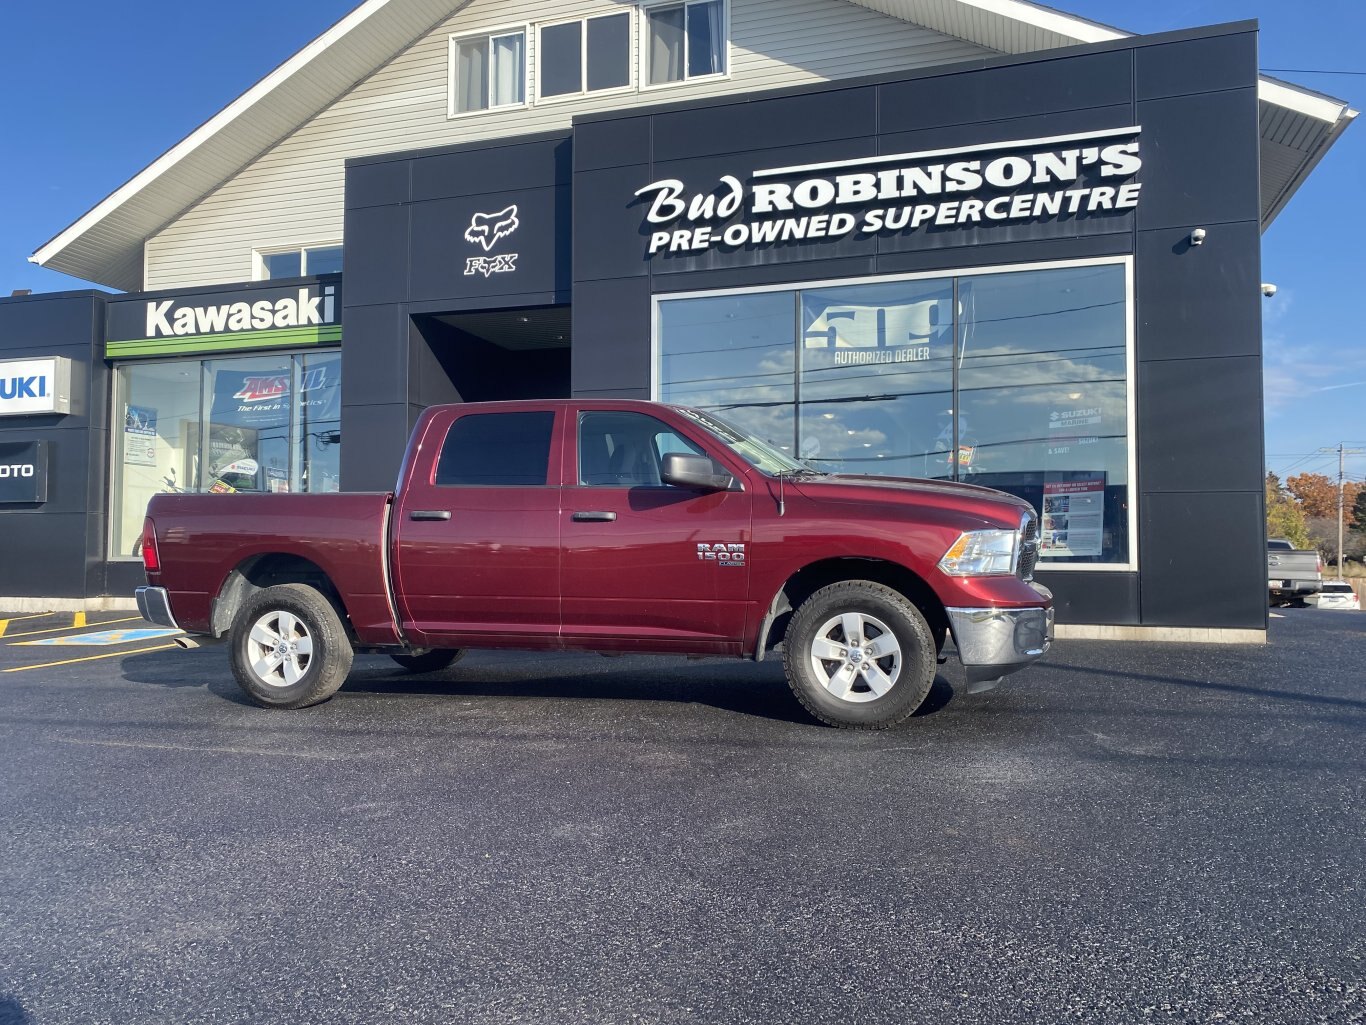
[0,23,1273,632]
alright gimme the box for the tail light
[1317,555,1323,573]
[141,518,160,574]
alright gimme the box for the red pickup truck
[136,399,1051,729]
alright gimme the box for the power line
[1262,67,1366,76]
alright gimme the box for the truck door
[560,409,752,653]
[393,408,562,646]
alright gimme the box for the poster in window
[123,404,158,466]
[1042,474,1105,557]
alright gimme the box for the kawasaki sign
[105,276,341,358]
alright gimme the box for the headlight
[938,529,1018,577]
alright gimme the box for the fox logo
[464,205,520,251]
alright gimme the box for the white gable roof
[31,0,1357,290]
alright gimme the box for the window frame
[534,11,635,105]
[446,23,531,119]
[639,0,730,91]
[650,255,1137,573]
[251,241,343,281]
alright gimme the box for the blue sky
[1,1,1361,483]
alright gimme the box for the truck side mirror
[661,452,733,492]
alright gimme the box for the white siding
[145,0,993,288]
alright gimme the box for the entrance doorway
[413,306,570,403]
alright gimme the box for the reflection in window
[656,292,796,455]
[656,261,1132,566]
[111,351,343,557]
[957,265,1128,564]
[801,279,954,479]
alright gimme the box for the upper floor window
[538,13,632,100]
[449,27,526,115]
[645,0,726,86]
[254,244,342,280]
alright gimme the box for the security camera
[1261,283,1277,298]
[1189,227,1207,246]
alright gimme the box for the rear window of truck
[436,411,555,486]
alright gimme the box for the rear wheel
[389,649,465,673]
[229,584,353,709]
[782,580,936,729]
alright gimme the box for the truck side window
[579,411,704,487]
[436,411,554,486]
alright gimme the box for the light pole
[1317,443,1365,576]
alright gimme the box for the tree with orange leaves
[1286,473,1364,526]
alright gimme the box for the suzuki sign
[0,357,72,417]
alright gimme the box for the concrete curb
[1055,624,1267,645]
[0,597,140,614]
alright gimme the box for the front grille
[1018,512,1039,580]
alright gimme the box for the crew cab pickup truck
[1267,538,1323,606]
[136,400,1051,729]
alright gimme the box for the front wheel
[229,584,354,709]
[389,649,465,673]
[782,580,936,729]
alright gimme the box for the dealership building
[0,0,1355,635]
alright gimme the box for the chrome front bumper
[947,585,1053,684]
[135,586,180,630]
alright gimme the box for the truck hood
[790,473,1033,527]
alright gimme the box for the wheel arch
[211,553,353,640]
[754,557,947,661]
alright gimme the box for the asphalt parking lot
[0,609,1362,1025]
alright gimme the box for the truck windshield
[672,407,812,476]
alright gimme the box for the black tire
[782,580,936,729]
[229,583,354,709]
[389,649,466,673]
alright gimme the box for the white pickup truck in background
[1267,539,1323,606]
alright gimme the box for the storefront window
[656,291,797,455]
[800,279,954,478]
[656,259,1132,567]
[111,350,342,557]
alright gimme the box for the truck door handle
[572,510,617,522]
[409,510,452,521]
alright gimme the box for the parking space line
[2,643,179,673]
[3,616,143,641]
[0,613,61,638]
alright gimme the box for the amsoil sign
[635,127,1143,256]
[0,357,72,417]
[0,441,49,503]
[106,277,342,358]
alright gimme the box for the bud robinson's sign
[635,126,1143,257]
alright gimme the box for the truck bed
[148,492,399,644]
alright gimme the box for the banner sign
[0,357,72,417]
[635,127,1142,257]
[105,276,342,359]
[0,440,49,503]
[1042,475,1106,558]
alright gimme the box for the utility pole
[1317,443,1366,576]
